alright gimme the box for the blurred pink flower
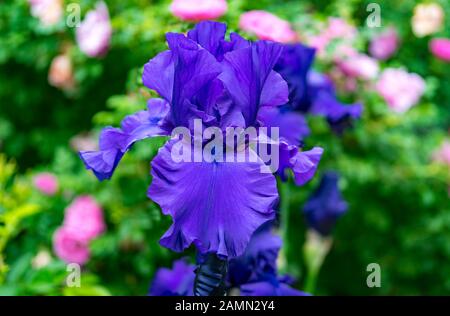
[53,227,90,265]
[338,54,379,80]
[325,17,356,41]
[376,68,426,113]
[28,0,62,27]
[170,0,227,21]
[412,3,444,37]
[76,2,112,58]
[432,141,450,166]
[33,172,58,196]
[308,18,356,57]
[308,34,329,55]
[369,28,399,60]
[429,38,450,62]
[64,196,105,242]
[239,10,297,43]
[48,54,75,91]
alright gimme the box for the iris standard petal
[219,40,288,127]
[143,34,222,128]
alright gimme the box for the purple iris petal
[275,43,316,111]
[187,21,252,61]
[303,172,348,236]
[308,72,362,131]
[240,279,310,296]
[277,142,323,185]
[79,98,170,180]
[142,34,222,128]
[275,44,362,131]
[291,147,324,186]
[149,258,195,296]
[187,21,228,60]
[148,141,278,258]
[258,106,310,145]
[219,40,288,127]
[228,221,281,286]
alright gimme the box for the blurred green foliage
[0,0,449,295]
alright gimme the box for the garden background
[0,0,449,296]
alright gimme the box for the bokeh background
[0,0,449,295]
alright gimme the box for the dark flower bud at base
[194,253,228,296]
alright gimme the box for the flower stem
[278,178,291,272]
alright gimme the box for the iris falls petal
[148,141,279,258]
[79,99,170,180]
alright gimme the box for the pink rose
[430,38,450,62]
[338,54,379,80]
[28,0,62,27]
[170,0,227,21]
[48,54,75,91]
[76,2,112,58]
[376,68,426,113]
[53,227,90,265]
[369,28,399,60]
[432,141,450,166]
[64,196,105,241]
[33,172,58,196]
[239,10,297,43]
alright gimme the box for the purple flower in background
[270,43,362,135]
[369,28,399,60]
[274,43,315,112]
[228,222,281,286]
[240,280,310,296]
[149,259,195,296]
[257,106,310,145]
[303,172,348,236]
[229,222,310,296]
[76,2,112,58]
[307,72,362,133]
[80,21,322,259]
